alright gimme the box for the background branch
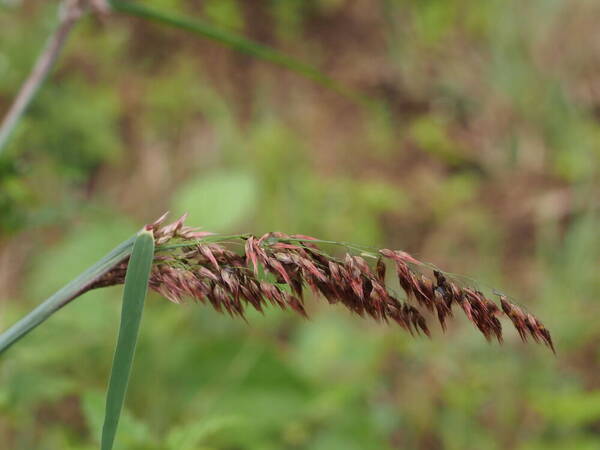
[0,0,98,154]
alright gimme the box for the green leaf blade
[101,229,155,450]
[0,235,137,355]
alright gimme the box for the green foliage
[165,415,243,450]
[9,81,121,178]
[409,115,467,165]
[172,170,258,231]
[203,0,244,31]
[0,3,53,92]
[0,159,32,233]
[85,391,154,449]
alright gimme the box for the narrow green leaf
[108,0,371,106]
[0,235,137,355]
[101,229,155,450]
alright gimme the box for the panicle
[91,213,554,351]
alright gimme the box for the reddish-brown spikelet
[89,215,554,351]
[499,295,555,353]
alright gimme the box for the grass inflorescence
[90,213,554,352]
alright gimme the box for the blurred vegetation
[1,0,600,448]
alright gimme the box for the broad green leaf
[101,229,154,450]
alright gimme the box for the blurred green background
[1,0,599,448]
